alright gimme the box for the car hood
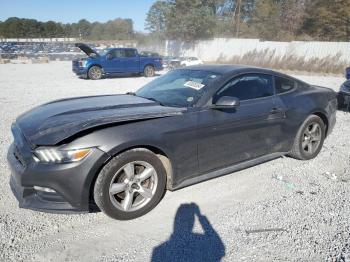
[75,43,100,57]
[15,94,184,146]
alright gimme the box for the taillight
[79,61,83,67]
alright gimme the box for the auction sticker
[184,81,205,90]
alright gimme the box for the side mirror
[106,53,113,60]
[212,96,240,109]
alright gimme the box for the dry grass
[215,49,347,74]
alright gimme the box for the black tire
[93,148,166,220]
[88,66,103,80]
[144,65,155,77]
[289,115,326,160]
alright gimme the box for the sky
[0,0,156,31]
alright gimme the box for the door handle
[270,107,286,118]
[270,108,283,114]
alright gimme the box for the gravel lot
[0,62,349,261]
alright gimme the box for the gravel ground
[0,62,349,262]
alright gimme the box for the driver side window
[214,74,274,103]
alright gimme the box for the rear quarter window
[275,76,298,94]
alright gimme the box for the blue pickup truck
[73,43,163,80]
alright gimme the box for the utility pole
[236,0,241,38]
[347,17,350,42]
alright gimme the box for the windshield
[136,69,222,107]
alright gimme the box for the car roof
[184,64,278,76]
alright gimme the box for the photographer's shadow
[151,203,225,262]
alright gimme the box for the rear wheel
[144,65,155,77]
[93,148,166,220]
[88,66,103,80]
[289,115,326,160]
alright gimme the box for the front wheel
[88,66,103,80]
[289,115,326,160]
[144,65,155,77]
[93,148,166,220]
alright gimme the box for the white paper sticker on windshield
[184,81,205,90]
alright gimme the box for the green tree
[2,17,27,38]
[200,0,256,38]
[89,22,104,40]
[0,17,135,40]
[0,21,3,37]
[165,0,217,41]
[280,0,306,39]
[63,23,73,37]
[249,0,282,40]
[302,0,350,41]
[43,21,59,38]
[76,19,91,39]
[145,0,170,37]
[102,18,133,40]
[25,19,43,37]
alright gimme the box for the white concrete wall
[166,38,350,63]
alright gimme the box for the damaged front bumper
[7,140,109,214]
[72,66,88,77]
[72,60,88,77]
[9,174,82,214]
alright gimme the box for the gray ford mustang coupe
[8,65,337,220]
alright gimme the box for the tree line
[145,0,350,41]
[0,0,349,42]
[0,17,134,40]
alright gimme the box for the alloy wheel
[144,66,154,77]
[108,161,158,212]
[89,67,102,79]
[301,122,322,155]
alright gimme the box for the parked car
[165,57,203,69]
[338,79,350,110]
[72,43,163,79]
[162,56,175,69]
[180,57,203,67]
[337,67,350,110]
[168,57,188,69]
[8,65,337,220]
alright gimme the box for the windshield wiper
[143,97,165,106]
[126,92,165,106]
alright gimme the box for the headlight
[79,60,88,67]
[33,147,92,163]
